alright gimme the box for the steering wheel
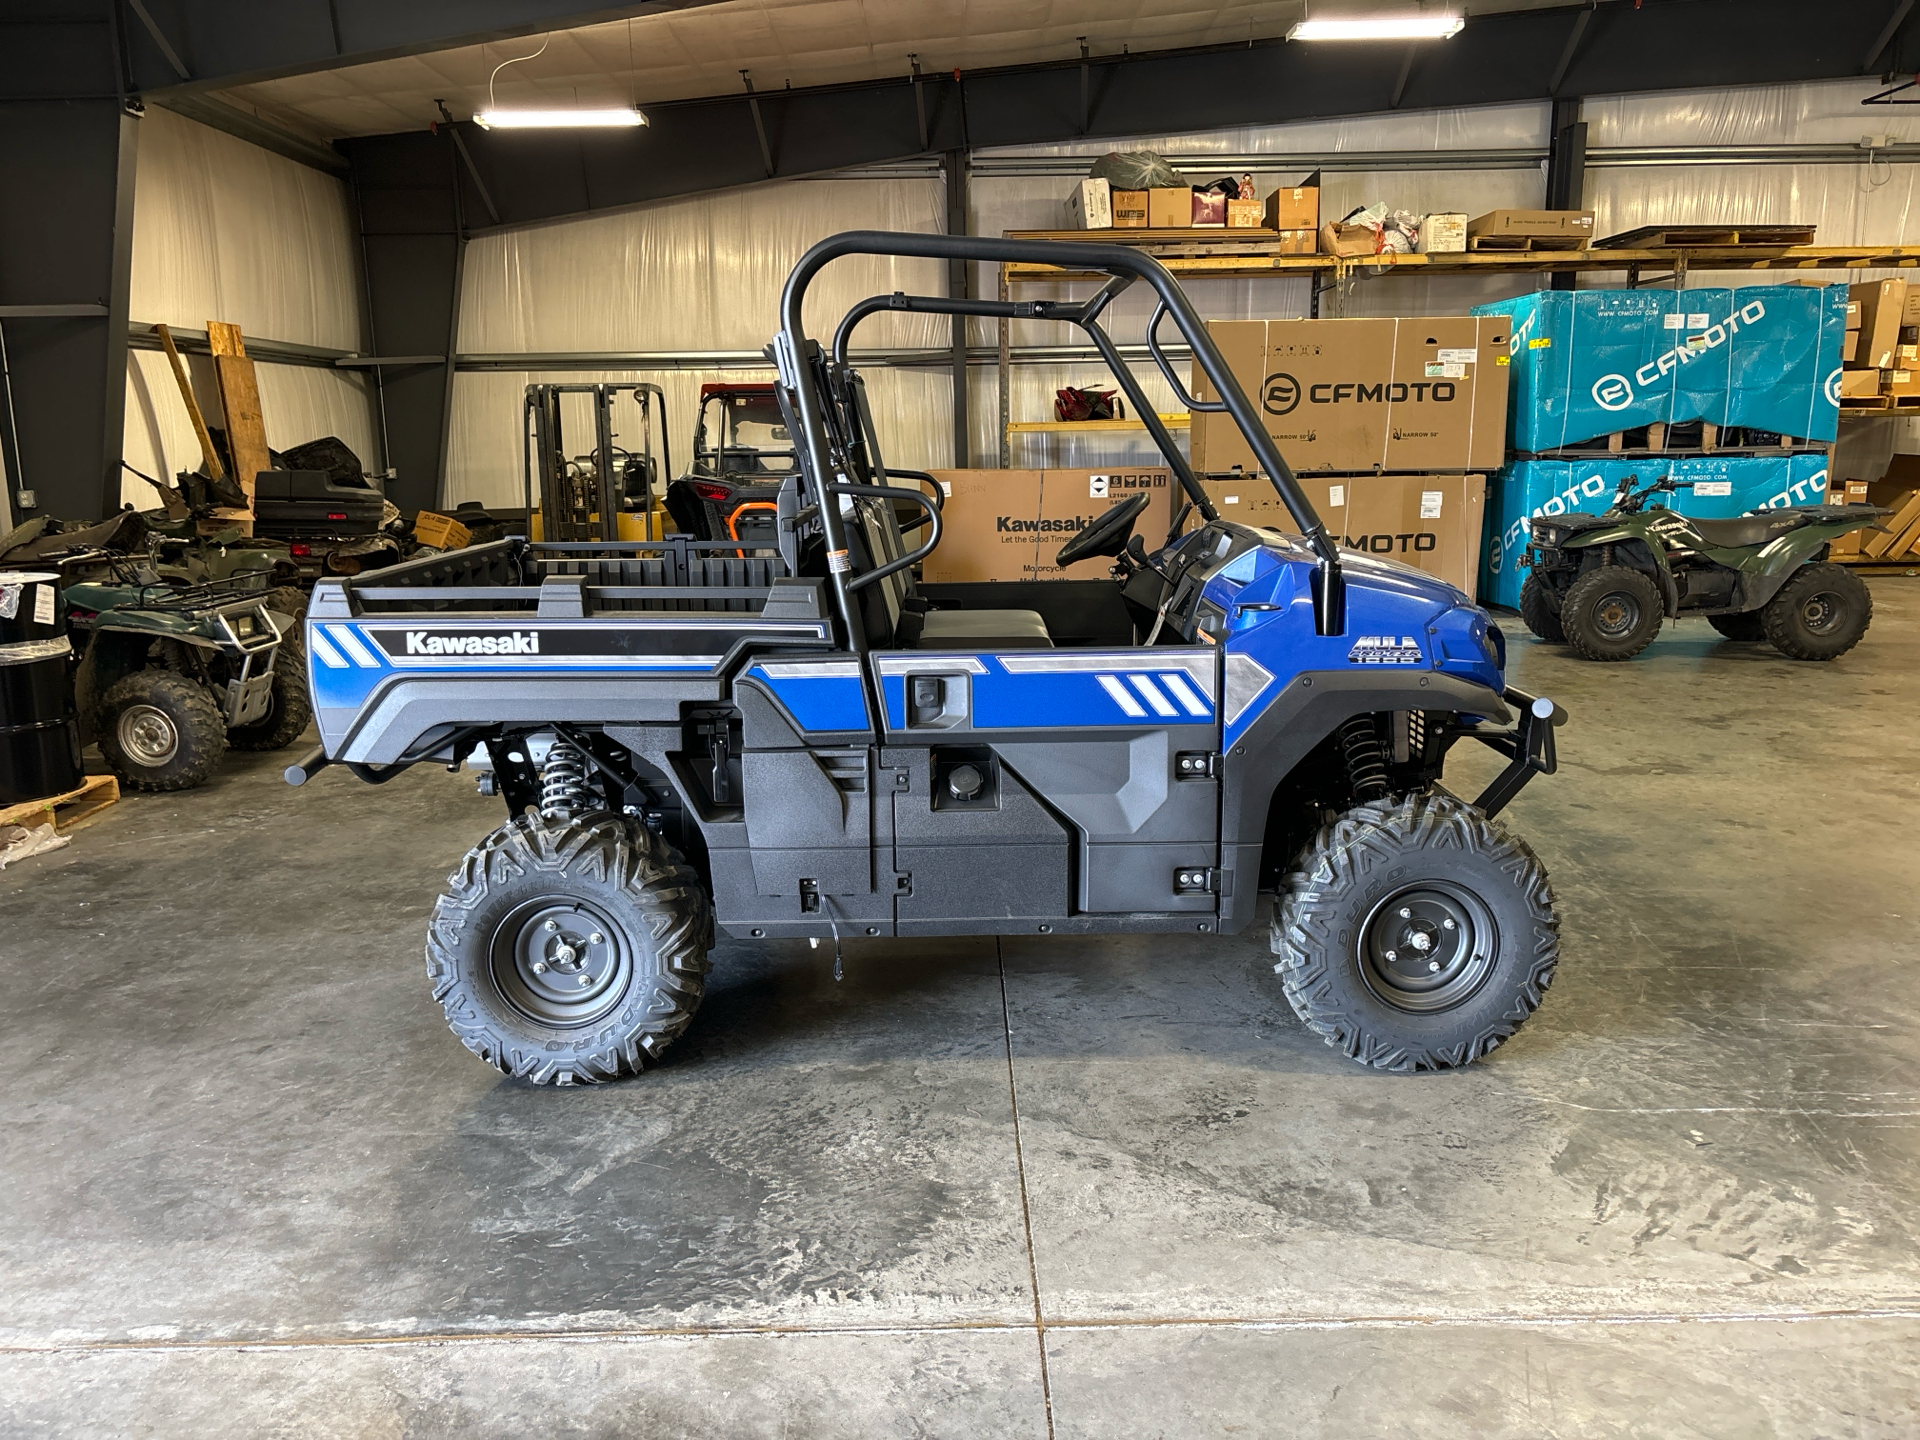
[1054,490,1152,570]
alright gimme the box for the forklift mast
[521,382,671,542]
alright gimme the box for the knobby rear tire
[427,814,713,1085]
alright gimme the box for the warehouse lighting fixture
[1288,13,1465,40]
[472,31,649,130]
[473,107,647,129]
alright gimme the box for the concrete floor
[4,580,1919,1438]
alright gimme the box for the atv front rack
[1466,687,1566,818]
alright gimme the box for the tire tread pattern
[1560,564,1663,662]
[96,669,228,792]
[1760,562,1872,661]
[1272,793,1559,1072]
[426,815,713,1086]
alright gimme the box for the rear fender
[1735,520,1873,608]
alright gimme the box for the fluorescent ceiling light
[473,107,648,129]
[1288,15,1464,40]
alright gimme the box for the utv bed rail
[319,535,811,619]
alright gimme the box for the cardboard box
[1885,367,1920,398]
[1905,289,1920,325]
[1194,474,1485,594]
[1064,177,1111,229]
[1859,456,1920,558]
[1111,190,1148,228]
[1264,178,1320,232]
[413,511,472,550]
[1417,213,1468,254]
[1192,190,1226,227]
[1148,187,1192,229]
[1841,367,1882,400]
[1467,208,1596,240]
[1827,476,1871,558]
[1319,221,1377,258]
[1225,198,1263,229]
[1270,229,1317,255]
[1850,279,1905,369]
[1189,316,1512,475]
[1845,299,1863,326]
[920,468,1175,583]
[1844,327,1861,364]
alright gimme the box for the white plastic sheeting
[457,179,949,354]
[120,106,378,508]
[448,78,1920,496]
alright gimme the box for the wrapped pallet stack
[1472,284,1849,609]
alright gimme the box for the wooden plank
[0,774,119,834]
[206,320,246,357]
[1595,224,1817,250]
[153,324,225,481]
[207,320,268,538]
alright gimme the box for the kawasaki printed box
[1479,454,1832,610]
[1472,286,1848,452]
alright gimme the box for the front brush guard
[1467,687,1566,818]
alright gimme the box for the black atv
[1519,475,1887,662]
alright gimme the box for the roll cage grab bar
[777,231,1347,654]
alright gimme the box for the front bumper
[1467,686,1566,817]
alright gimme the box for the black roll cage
[776,231,1347,659]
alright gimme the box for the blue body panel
[1211,538,1503,747]
[745,661,870,732]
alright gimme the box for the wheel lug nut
[532,961,547,974]
[1399,907,1411,918]
[577,974,593,987]
[1428,961,1440,973]
[1442,918,1455,930]
[1385,949,1397,961]
[544,919,559,932]
[589,932,604,945]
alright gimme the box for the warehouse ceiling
[211,0,1591,142]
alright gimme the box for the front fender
[1215,669,1511,936]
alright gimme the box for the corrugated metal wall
[121,106,379,510]
[444,75,1920,507]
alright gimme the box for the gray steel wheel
[427,814,713,1085]
[117,704,179,768]
[95,669,227,792]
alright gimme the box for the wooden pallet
[1466,233,1592,253]
[1523,422,1824,459]
[1594,224,1818,250]
[0,773,120,835]
[1840,394,1920,412]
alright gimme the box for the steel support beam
[350,131,466,514]
[0,4,140,521]
[946,149,970,469]
[115,0,730,95]
[1546,96,1588,290]
[351,0,1920,235]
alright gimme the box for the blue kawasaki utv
[288,232,1565,1082]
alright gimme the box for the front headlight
[232,614,255,636]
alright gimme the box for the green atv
[56,553,310,791]
[1519,476,1888,663]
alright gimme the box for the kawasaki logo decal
[406,630,540,655]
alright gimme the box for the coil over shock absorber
[1338,714,1391,803]
[539,738,591,820]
